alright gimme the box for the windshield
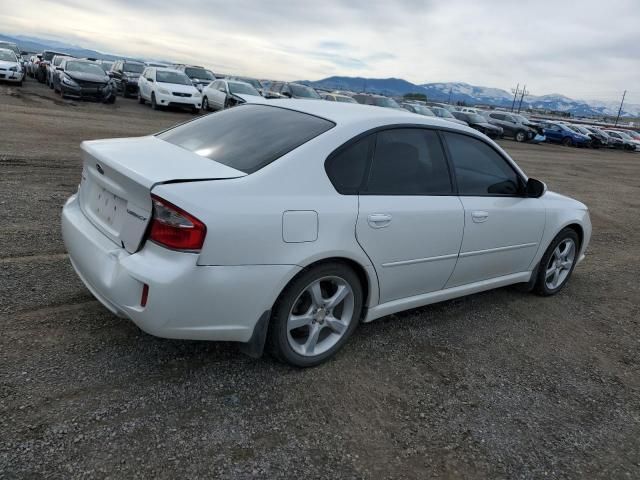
[99,62,113,72]
[123,62,144,73]
[229,81,260,96]
[373,97,400,108]
[43,52,65,61]
[290,84,322,99]
[158,105,334,174]
[615,131,632,139]
[234,77,262,90]
[0,49,16,62]
[156,71,192,85]
[433,107,454,119]
[185,67,214,80]
[66,62,106,76]
[467,113,486,123]
[53,56,67,66]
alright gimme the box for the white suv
[137,67,202,112]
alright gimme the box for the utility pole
[511,83,519,112]
[614,90,626,126]
[517,85,529,113]
[448,87,453,105]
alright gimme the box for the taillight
[148,195,206,251]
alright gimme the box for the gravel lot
[1,79,639,479]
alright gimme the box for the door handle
[471,211,489,223]
[367,213,392,229]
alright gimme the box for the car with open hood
[201,79,262,111]
[137,67,202,112]
[52,59,116,103]
[0,48,24,86]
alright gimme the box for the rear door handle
[471,210,489,223]
[367,213,392,228]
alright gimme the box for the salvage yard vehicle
[429,106,468,126]
[543,122,591,147]
[606,130,640,151]
[61,100,591,367]
[269,81,323,100]
[201,79,262,111]
[137,67,202,112]
[226,76,266,95]
[481,111,536,142]
[0,48,25,86]
[47,54,73,88]
[321,92,358,103]
[52,59,116,103]
[173,64,216,91]
[35,50,69,83]
[568,124,605,148]
[451,111,503,138]
[352,93,404,110]
[401,103,436,116]
[109,60,145,97]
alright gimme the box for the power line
[517,85,529,113]
[510,83,519,112]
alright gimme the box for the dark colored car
[480,111,537,142]
[227,76,267,96]
[109,60,145,97]
[452,111,504,138]
[567,124,607,148]
[36,50,69,83]
[268,81,322,100]
[53,59,116,103]
[541,122,591,147]
[174,64,216,92]
[352,93,404,110]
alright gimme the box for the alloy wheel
[286,276,355,357]
[544,238,576,290]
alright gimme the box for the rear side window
[325,136,373,194]
[442,132,522,196]
[158,105,335,174]
[365,129,453,195]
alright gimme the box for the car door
[210,81,226,109]
[353,128,464,304]
[544,124,563,143]
[441,131,546,287]
[489,113,514,136]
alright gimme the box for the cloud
[0,0,637,101]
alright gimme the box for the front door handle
[367,213,392,229]
[471,210,489,223]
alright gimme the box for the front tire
[562,137,573,147]
[202,96,210,111]
[515,130,527,142]
[534,228,580,296]
[267,262,363,367]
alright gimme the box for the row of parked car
[4,42,639,152]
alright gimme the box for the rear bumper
[62,194,299,342]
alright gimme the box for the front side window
[442,132,521,196]
[365,129,452,195]
[158,105,335,174]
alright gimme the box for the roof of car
[244,98,478,133]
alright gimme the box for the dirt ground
[1,79,639,479]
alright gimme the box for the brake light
[149,195,206,251]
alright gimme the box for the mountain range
[300,77,638,118]
[2,33,635,118]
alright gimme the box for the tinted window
[365,129,452,195]
[443,132,521,195]
[490,113,505,120]
[184,67,214,80]
[158,105,335,174]
[156,71,191,85]
[325,136,373,194]
[123,62,144,73]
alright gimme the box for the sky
[1,0,638,103]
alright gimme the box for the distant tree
[403,92,427,101]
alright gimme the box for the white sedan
[61,100,591,367]
[0,48,25,86]
[201,79,263,111]
[137,67,202,112]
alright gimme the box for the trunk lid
[78,135,245,253]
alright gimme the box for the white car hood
[0,60,19,69]
[157,82,199,94]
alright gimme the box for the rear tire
[533,228,580,296]
[267,262,363,367]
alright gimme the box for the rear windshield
[123,62,144,73]
[157,105,335,174]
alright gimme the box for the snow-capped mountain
[301,77,639,117]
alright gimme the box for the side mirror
[148,78,154,83]
[56,67,63,71]
[526,178,546,198]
